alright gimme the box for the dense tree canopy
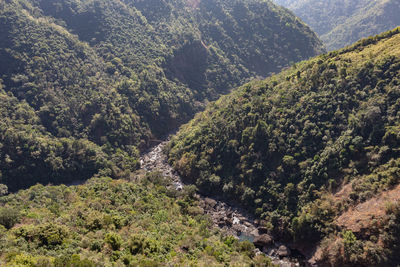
[0,174,275,266]
[275,0,400,50]
[0,0,323,191]
[168,28,400,265]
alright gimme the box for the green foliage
[0,207,20,229]
[275,0,400,50]
[342,230,357,253]
[13,223,68,247]
[0,184,7,196]
[238,240,256,258]
[104,232,122,251]
[0,0,323,192]
[53,255,95,267]
[0,176,271,266]
[168,27,400,260]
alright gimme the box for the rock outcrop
[254,234,274,247]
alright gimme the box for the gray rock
[253,248,263,256]
[233,217,240,225]
[217,216,226,226]
[263,247,276,256]
[277,245,291,257]
[253,234,273,247]
[204,197,217,208]
[250,228,259,237]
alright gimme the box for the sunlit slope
[0,0,323,191]
[168,28,400,265]
[275,0,400,50]
[0,175,275,266]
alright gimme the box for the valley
[140,139,302,266]
[0,0,324,193]
[1,0,400,266]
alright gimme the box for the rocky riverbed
[140,141,303,267]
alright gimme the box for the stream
[140,140,304,267]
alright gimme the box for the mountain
[167,28,400,265]
[0,174,275,266]
[274,0,400,50]
[0,0,324,191]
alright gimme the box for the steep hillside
[0,0,324,191]
[0,174,275,266]
[168,28,400,265]
[275,0,400,50]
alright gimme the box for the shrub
[0,184,8,196]
[0,207,20,229]
[90,240,103,252]
[238,240,255,258]
[104,232,122,251]
[129,235,150,255]
[54,255,95,267]
[36,224,68,247]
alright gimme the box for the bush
[0,207,20,229]
[238,240,255,258]
[54,255,95,267]
[37,224,68,247]
[90,240,103,252]
[129,235,152,255]
[104,232,122,251]
[0,184,8,196]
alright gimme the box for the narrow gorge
[140,140,304,267]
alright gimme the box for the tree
[0,207,20,229]
[0,184,8,196]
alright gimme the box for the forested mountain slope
[0,0,323,191]
[168,28,400,265]
[0,174,275,266]
[275,0,400,50]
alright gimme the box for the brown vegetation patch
[336,184,400,233]
[333,181,353,201]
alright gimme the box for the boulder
[213,213,224,223]
[250,228,259,237]
[217,218,226,227]
[253,234,273,247]
[253,248,263,256]
[233,217,241,225]
[204,197,217,208]
[263,247,276,256]
[277,245,291,257]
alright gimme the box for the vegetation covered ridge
[0,174,277,266]
[0,0,324,191]
[167,27,400,266]
[274,0,400,50]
